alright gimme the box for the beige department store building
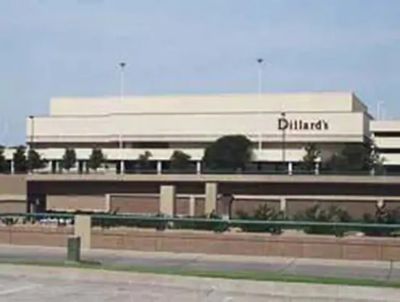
[18,91,387,174]
[4,91,400,215]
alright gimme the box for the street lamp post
[281,112,286,168]
[257,58,264,152]
[118,62,126,173]
[29,115,34,152]
[28,115,34,174]
[119,62,126,101]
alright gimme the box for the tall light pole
[118,62,126,174]
[119,62,126,101]
[28,115,34,152]
[257,58,264,152]
[280,112,286,165]
[376,101,384,120]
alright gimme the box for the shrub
[173,216,229,233]
[235,203,284,234]
[362,206,400,236]
[294,203,351,236]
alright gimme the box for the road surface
[0,244,399,282]
[0,264,399,301]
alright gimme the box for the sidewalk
[0,244,399,282]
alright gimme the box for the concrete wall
[286,199,378,219]
[30,112,367,145]
[0,175,26,213]
[109,194,159,214]
[0,201,26,213]
[0,175,26,195]
[47,195,106,212]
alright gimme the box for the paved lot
[0,244,400,282]
[0,264,400,301]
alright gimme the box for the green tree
[27,149,47,171]
[302,143,321,171]
[88,148,105,171]
[169,150,191,171]
[0,146,8,173]
[203,135,253,171]
[13,146,27,173]
[61,148,77,171]
[137,151,152,171]
[324,141,383,173]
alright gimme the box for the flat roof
[49,92,367,116]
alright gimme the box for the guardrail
[1,213,399,237]
[5,168,400,176]
[89,214,400,236]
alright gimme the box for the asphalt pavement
[0,244,399,282]
[1,264,400,301]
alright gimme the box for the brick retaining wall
[91,228,400,261]
[0,225,73,247]
[1,225,400,261]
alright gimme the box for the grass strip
[1,259,400,289]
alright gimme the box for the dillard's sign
[278,117,329,131]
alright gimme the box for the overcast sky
[1,0,400,144]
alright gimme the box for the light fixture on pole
[119,62,126,101]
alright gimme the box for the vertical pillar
[157,161,162,175]
[55,161,60,173]
[205,182,218,216]
[315,162,320,175]
[10,160,15,174]
[196,161,202,175]
[160,185,176,216]
[288,162,293,175]
[189,195,196,217]
[74,215,92,249]
[377,198,385,209]
[105,194,111,212]
[120,160,125,174]
[280,197,287,213]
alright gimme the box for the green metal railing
[1,212,400,237]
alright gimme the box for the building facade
[18,91,374,174]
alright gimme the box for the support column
[288,162,293,175]
[280,197,287,213]
[196,161,202,175]
[10,160,15,174]
[74,215,92,249]
[120,160,125,174]
[189,195,196,217]
[160,185,176,216]
[205,182,218,216]
[377,198,385,209]
[315,162,320,175]
[157,161,162,175]
[105,194,111,212]
[55,161,60,173]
